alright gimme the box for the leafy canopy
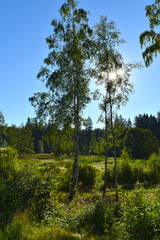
[140,0,160,66]
[29,0,94,128]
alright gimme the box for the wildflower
[62,203,65,207]
[136,180,140,185]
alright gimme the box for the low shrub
[80,201,106,234]
[0,151,59,226]
[132,160,146,183]
[78,200,120,236]
[104,165,115,188]
[148,148,160,183]
[117,191,160,240]
[102,159,150,188]
[118,160,133,185]
[60,162,97,192]
[58,162,73,192]
[79,163,97,190]
[0,147,18,183]
[0,169,54,226]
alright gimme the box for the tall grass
[79,155,113,164]
[1,211,85,240]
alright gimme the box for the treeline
[0,111,160,159]
[80,113,160,159]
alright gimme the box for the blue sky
[0,0,159,127]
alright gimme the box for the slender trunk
[103,105,108,198]
[69,71,80,201]
[109,92,118,202]
[73,95,76,156]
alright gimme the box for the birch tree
[93,16,123,199]
[29,0,94,200]
[140,0,160,67]
[94,16,140,201]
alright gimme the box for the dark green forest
[1,112,160,160]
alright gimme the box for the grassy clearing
[79,155,105,163]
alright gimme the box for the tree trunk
[103,106,108,198]
[113,131,118,202]
[69,71,80,201]
[109,93,118,202]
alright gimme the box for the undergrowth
[0,148,160,239]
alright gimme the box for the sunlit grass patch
[0,147,6,152]
[24,153,54,160]
[79,155,106,164]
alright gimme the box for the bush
[117,191,160,240]
[118,160,133,185]
[0,170,54,226]
[82,202,106,233]
[58,162,73,192]
[60,162,97,192]
[0,147,19,226]
[79,200,120,236]
[148,148,160,183]
[79,163,97,190]
[102,160,133,188]
[132,160,146,183]
[0,156,59,226]
[102,158,151,188]
[0,147,18,183]
[104,165,115,188]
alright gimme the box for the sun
[109,69,125,80]
[109,71,116,80]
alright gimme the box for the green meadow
[0,149,160,240]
